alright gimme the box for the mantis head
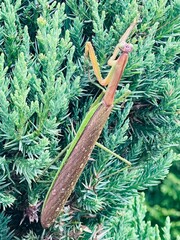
[118,41,133,53]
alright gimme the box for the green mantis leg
[95,142,131,166]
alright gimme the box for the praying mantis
[41,19,137,228]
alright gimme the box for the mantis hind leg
[95,141,131,166]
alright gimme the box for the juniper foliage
[0,0,179,239]
[0,212,14,240]
[146,158,180,239]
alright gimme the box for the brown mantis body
[41,20,136,228]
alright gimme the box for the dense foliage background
[0,0,179,239]
[145,158,180,239]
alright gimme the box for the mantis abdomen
[41,102,112,228]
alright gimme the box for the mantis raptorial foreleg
[41,19,137,228]
[85,18,136,86]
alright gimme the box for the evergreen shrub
[0,0,179,239]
